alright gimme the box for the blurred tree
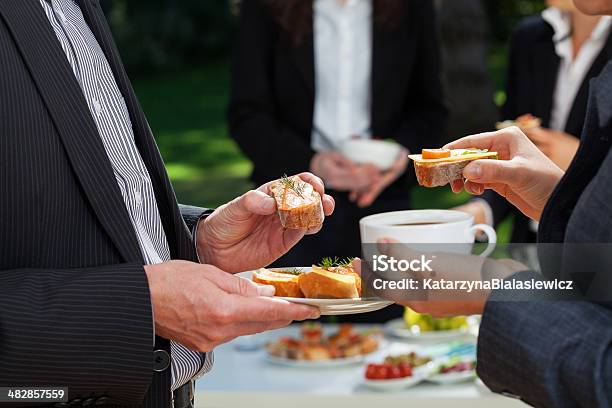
[435,0,498,142]
[106,0,237,73]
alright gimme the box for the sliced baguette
[252,268,304,298]
[270,175,324,229]
[298,267,360,299]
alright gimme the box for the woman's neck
[571,12,603,57]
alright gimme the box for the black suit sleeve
[0,263,154,404]
[478,271,612,407]
[228,0,315,181]
[393,0,447,153]
[179,204,213,234]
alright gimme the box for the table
[195,324,524,408]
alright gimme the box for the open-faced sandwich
[267,323,379,361]
[409,148,498,187]
[269,175,324,229]
[496,113,541,131]
[252,257,361,299]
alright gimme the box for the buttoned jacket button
[69,398,82,406]
[95,396,110,406]
[153,349,171,371]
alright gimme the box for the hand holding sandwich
[196,172,335,273]
[446,127,564,221]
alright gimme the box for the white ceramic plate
[362,361,435,391]
[427,355,477,384]
[243,268,394,316]
[266,353,367,368]
[428,369,476,384]
[384,317,480,341]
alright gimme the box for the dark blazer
[477,61,612,407]
[483,15,612,243]
[228,0,447,194]
[0,1,208,406]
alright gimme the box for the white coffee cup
[359,210,497,257]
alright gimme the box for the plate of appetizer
[408,148,498,188]
[384,309,479,341]
[427,356,477,384]
[266,323,383,368]
[248,258,393,315]
[363,352,435,391]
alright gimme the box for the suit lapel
[77,0,195,260]
[533,38,560,127]
[0,0,143,263]
[291,28,315,94]
[565,33,612,137]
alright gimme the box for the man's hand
[446,127,565,221]
[145,260,320,352]
[310,151,380,192]
[196,172,335,273]
[524,127,580,171]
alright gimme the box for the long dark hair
[261,0,404,44]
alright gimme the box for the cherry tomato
[398,363,413,378]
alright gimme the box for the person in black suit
[228,0,447,266]
[455,0,612,244]
[0,1,333,406]
[389,6,612,397]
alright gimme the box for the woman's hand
[445,127,565,221]
[196,173,335,273]
[524,127,580,171]
[310,151,380,192]
[349,148,409,208]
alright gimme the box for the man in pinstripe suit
[0,0,333,407]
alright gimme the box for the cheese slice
[409,149,498,165]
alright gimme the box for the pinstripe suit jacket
[0,0,208,406]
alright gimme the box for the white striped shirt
[39,0,212,391]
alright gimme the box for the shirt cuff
[192,210,214,264]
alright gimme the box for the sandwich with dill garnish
[269,174,324,229]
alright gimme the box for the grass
[132,59,511,243]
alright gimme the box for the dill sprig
[318,256,355,269]
[280,174,305,197]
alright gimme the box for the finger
[443,131,498,151]
[451,179,465,193]
[210,320,294,346]
[464,180,484,195]
[234,189,277,218]
[462,159,519,185]
[322,194,335,216]
[296,172,326,196]
[329,152,356,169]
[231,296,321,322]
[205,267,276,297]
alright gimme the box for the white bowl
[340,139,401,171]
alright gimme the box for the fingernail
[258,285,276,297]
[464,163,482,180]
[310,310,321,319]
